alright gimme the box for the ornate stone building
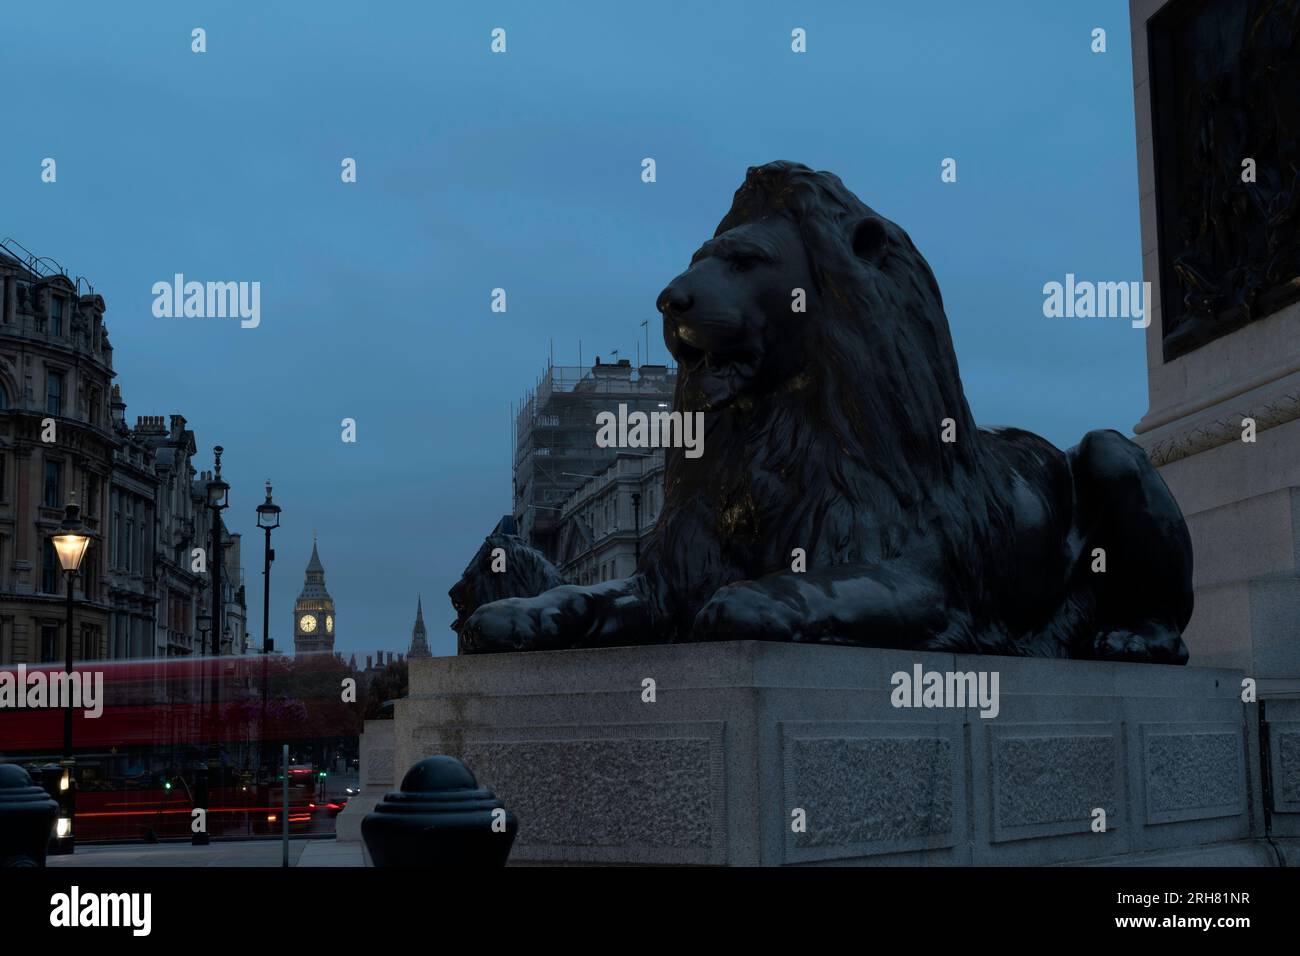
[554,449,665,585]
[0,241,113,664]
[1,240,244,663]
[293,537,335,655]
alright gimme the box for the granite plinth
[394,641,1268,866]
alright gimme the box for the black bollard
[361,756,517,868]
[0,764,60,868]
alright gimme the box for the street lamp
[255,481,280,657]
[203,446,230,844]
[197,611,211,656]
[255,481,280,779]
[49,497,90,855]
[631,492,642,566]
[192,608,211,846]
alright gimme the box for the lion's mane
[450,533,565,634]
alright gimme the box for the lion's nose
[656,282,692,318]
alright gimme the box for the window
[87,474,100,516]
[51,297,63,336]
[41,625,61,663]
[0,381,7,409]
[125,497,134,572]
[80,543,93,601]
[44,459,62,508]
[46,370,64,415]
[0,453,5,502]
[42,540,60,594]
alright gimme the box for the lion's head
[449,533,565,640]
[649,161,1003,632]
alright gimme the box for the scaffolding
[513,359,676,560]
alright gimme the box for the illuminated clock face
[300,614,317,633]
[325,615,334,634]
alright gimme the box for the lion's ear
[850,217,889,267]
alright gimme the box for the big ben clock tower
[294,535,336,655]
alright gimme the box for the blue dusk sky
[1,1,1145,658]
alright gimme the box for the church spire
[408,595,431,659]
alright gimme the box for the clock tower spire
[293,538,335,655]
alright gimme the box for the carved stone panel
[1150,0,1300,360]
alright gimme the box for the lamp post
[204,446,230,841]
[49,497,91,855]
[193,611,211,846]
[631,492,642,567]
[255,482,280,779]
[197,612,211,657]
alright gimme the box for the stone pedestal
[335,718,395,846]
[1129,0,1300,692]
[395,642,1270,866]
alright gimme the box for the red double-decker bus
[0,653,360,842]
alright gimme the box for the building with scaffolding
[513,359,675,562]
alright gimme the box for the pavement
[46,838,367,867]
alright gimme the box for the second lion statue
[460,161,1194,663]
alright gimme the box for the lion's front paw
[691,582,805,642]
[1092,624,1188,665]
[458,598,567,654]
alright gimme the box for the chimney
[365,655,372,670]
[134,415,166,435]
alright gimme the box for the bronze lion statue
[449,526,565,639]
[460,161,1194,663]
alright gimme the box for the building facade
[0,241,114,664]
[554,449,665,585]
[293,538,335,655]
[1,240,245,663]
[513,359,675,562]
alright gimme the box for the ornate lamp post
[197,612,211,657]
[202,447,230,843]
[193,610,212,846]
[255,482,280,779]
[49,497,91,854]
